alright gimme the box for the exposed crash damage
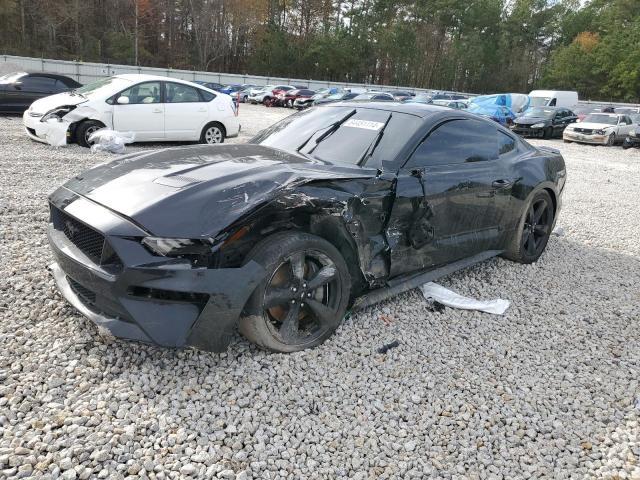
[48,103,566,353]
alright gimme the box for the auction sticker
[343,119,385,131]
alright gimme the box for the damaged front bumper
[48,191,266,352]
[562,131,608,145]
[23,109,71,146]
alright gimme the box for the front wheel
[240,232,351,352]
[200,122,225,144]
[543,127,553,139]
[607,133,616,146]
[76,120,104,148]
[503,190,555,264]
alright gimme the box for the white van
[528,90,579,109]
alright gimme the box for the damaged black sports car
[48,103,566,353]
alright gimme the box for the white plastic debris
[38,119,69,147]
[552,226,566,237]
[89,129,135,154]
[420,282,510,315]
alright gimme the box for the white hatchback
[23,74,240,147]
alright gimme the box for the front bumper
[23,110,70,146]
[563,131,608,145]
[48,189,265,352]
[512,126,545,138]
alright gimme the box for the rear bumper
[48,191,265,352]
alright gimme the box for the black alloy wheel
[503,190,555,264]
[240,232,351,352]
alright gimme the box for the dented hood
[29,92,87,114]
[61,144,375,238]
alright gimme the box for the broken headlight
[41,106,76,123]
[594,129,606,135]
[531,123,545,129]
[141,237,214,267]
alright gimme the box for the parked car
[467,103,517,126]
[270,86,297,106]
[432,99,468,110]
[622,126,640,149]
[248,85,293,105]
[23,74,239,147]
[352,92,395,101]
[511,107,577,139]
[528,90,579,109]
[389,90,415,101]
[231,85,258,103]
[312,92,358,106]
[48,102,565,353]
[563,113,635,146]
[432,93,468,101]
[193,81,224,91]
[0,72,82,113]
[281,89,316,108]
[404,93,433,104]
[219,84,244,95]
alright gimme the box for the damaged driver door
[386,118,512,277]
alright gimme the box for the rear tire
[503,190,555,264]
[76,120,104,148]
[240,232,351,352]
[200,122,225,144]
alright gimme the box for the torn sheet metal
[420,282,510,315]
[89,129,135,154]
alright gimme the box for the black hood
[61,144,375,238]
[515,116,550,126]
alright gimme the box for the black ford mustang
[48,103,566,353]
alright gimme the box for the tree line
[0,0,638,102]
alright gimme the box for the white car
[563,113,635,146]
[248,85,294,105]
[23,74,240,147]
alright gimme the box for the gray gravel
[1,105,640,479]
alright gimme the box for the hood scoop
[154,174,203,188]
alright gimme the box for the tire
[503,190,555,264]
[76,120,104,148]
[622,139,632,150]
[200,122,225,144]
[607,133,615,146]
[563,139,572,143]
[263,97,271,106]
[239,232,352,352]
[543,127,553,139]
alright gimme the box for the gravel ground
[1,105,639,480]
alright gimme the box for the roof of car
[115,74,205,85]
[324,101,453,118]
[22,71,78,81]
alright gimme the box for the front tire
[503,190,555,264]
[200,122,225,144]
[607,133,615,146]
[543,127,553,139]
[240,232,351,352]
[76,120,104,148]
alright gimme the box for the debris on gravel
[1,106,639,479]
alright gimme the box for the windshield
[583,114,618,125]
[249,106,421,166]
[75,76,132,97]
[522,107,555,118]
[0,72,27,84]
[529,97,551,107]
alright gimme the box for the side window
[406,119,498,168]
[199,89,215,102]
[548,98,557,106]
[624,116,632,125]
[498,131,516,156]
[166,83,202,103]
[118,82,161,104]
[53,79,69,92]
[20,76,57,92]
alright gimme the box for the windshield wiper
[297,109,357,155]
[357,113,392,166]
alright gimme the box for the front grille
[574,128,594,134]
[50,205,105,264]
[68,277,97,306]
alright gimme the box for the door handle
[152,108,162,113]
[492,179,515,189]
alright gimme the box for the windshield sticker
[343,119,385,131]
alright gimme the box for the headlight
[594,129,606,135]
[41,106,76,122]
[142,237,212,259]
[531,123,545,128]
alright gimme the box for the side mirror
[116,96,130,105]
[13,82,22,90]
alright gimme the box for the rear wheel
[76,120,104,148]
[503,190,554,264]
[622,138,633,149]
[200,122,225,144]
[240,232,351,352]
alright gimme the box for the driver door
[386,118,514,277]
[112,81,164,141]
